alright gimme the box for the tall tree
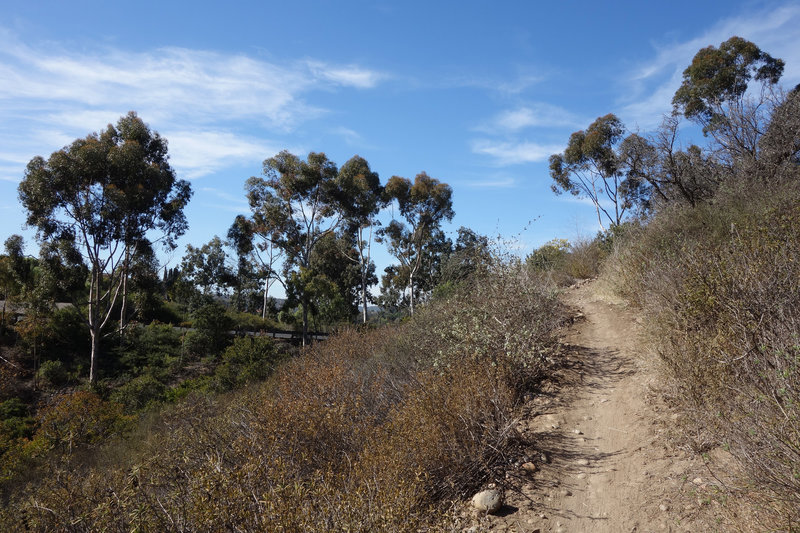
[179,236,236,300]
[379,172,454,315]
[18,112,192,383]
[245,150,342,344]
[335,155,384,323]
[549,114,647,230]
[227,214,284,319]
[673,36,784,162]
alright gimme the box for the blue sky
[2,1,800,292]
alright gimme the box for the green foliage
[191,302,233,356]
[673,36,784,131]
[0,399,35,442]
[37,360,68,387]
[111,374,168,411]
[528,239,570,272]
[213,336,287,391]
[119,322,182,374]
[180,236,236,298]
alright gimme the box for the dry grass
[603,179,800,528]
[1,259,564,532]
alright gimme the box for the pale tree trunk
[88,268,100,384]
[359,225,370,324]
[408,270,415,316]
[262,278,269,320]
[302,298,309,347]
[89,328,99,385]
[361,272,368,323]
[87,263,125,384]
[118,247,129,341]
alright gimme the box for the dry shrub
[604,180,800,526]
[1,261,563,531]
[398,259,564,392]
[563,237,604,280]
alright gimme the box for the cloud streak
[478,103,583,133]
[0,28,385,181]
[471,139,563,165]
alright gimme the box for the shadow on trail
[516,341,637,522]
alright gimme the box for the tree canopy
[18,112,192,383]
[379,172,454,315]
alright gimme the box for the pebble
[522,462,537,473]
[576,458,589,466]
[692,477,703,485]
[559,489,572,497]
[576,472,587,479]
[573,429,583,434]
[659,503,669,512]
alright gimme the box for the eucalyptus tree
[549,114,648,230]
[18,112,192,383]
[228,214,284,319]
[379,172,453,315]
[245,150,343,344]
[179,236,236,300]
[335,155,384,323]
[673,36,784,163]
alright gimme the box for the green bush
[213,336,287,392]
[0,399,35,442]
[111,374,168,412]
[37,360,68,387]
[191,302,234,356]
[120,322,182,374]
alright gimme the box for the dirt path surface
[467,281,733,532]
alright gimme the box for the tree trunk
[408,270,415,316]
[262,278,269,319]
[361,272,368,324]
[302,298,309,346]
[119,248,129,342]
[89,329,99,384]
[88,268,98,384]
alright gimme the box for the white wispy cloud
[471,139,563,165]
[479,103,583,133]
[331,126,365,147]
[305,60,386,89]
[619,2,800,129]
[165,130,279,180]
[0,28,385,181]
[465,176,516,188]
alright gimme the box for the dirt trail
[469,281,731,532]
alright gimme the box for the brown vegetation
[603,178,800,527]
[0,259,564,531]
